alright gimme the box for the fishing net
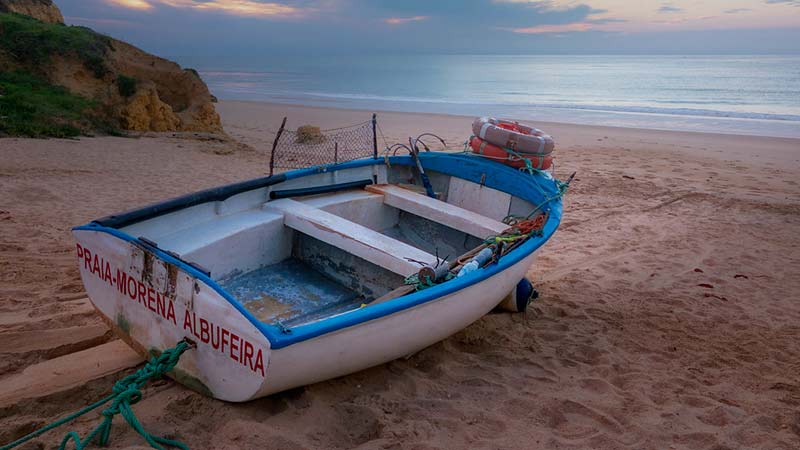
[269,116,377,175]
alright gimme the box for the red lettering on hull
[77,243,266,378]
[182,310,265,377]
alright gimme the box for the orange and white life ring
[470,136,553,170]
[472,117,555,155]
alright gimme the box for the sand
[1,101,799,449]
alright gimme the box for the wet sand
[1,101,799,449]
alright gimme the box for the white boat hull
[258,252,536,396]
[74,228,535,400]
[73,153,563,401]
[74,230,269,401]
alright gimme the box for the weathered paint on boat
[72,153,563,401]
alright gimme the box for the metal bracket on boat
[136,236,211,277]
[138,236,160,249]
[385,143,413,156]
[412,133,446,152]
[275,320,292,334]
[181,336,198,349]
[186,261,211,277]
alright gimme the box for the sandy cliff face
[107,39,223,133]
[0,0,63,24]
[1,0,223,134]
[118,85,182,132]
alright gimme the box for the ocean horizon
[200,54,800,139]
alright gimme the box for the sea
[200,54,800,138]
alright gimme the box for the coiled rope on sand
[1,339,194,450]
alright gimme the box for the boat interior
[120,163,538,328]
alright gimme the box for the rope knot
[103,385,142,417]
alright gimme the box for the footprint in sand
[542,399,625,440]
[578,378,618,396]
[696,404,744,427]
[330,403,384,447]
[467,415,508,440]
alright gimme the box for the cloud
[658,4,683,13]
[496,2,624,34]
[509,15,625,34]
[724,8,752,14]
[343,0,609,30]
[51,0,800,60]
[105,0,303,17]
[108,0,153,9]
[765,0,800,5]
[511,22,593,33]
[383,15,428,25]
[589,17,627,25]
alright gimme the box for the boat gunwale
[72,153,564,349]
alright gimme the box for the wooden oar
[371,285,416,305]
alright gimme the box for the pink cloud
[511,22,594,34]
[107,0,152,10]
[105,0,303,17]
[384,16,429,25]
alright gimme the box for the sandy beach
[1,101,799,449]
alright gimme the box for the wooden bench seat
[365,184,508,238]
[267,199,438,276]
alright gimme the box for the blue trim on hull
[73,153,563,349]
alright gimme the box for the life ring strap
[469,136,553,170]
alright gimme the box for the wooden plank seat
[365,184,508,239]
[267,199,439,276]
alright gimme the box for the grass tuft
[0,71,94,138]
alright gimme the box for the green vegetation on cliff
[0,13,120,137]
[0,10,223,137]
[0,12,111,77]
[0,71,92,137]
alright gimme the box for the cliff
[0,1,223,137]
[0,0,63,24]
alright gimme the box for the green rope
[488,173,573,245]
[497,175,570,228]
[1,340,193,450]
[524,175,571,219]
[404,272,454,291]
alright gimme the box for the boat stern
[73,225,272,402]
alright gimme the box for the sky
[56,0,800,67]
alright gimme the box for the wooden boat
[72,152,564,401]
